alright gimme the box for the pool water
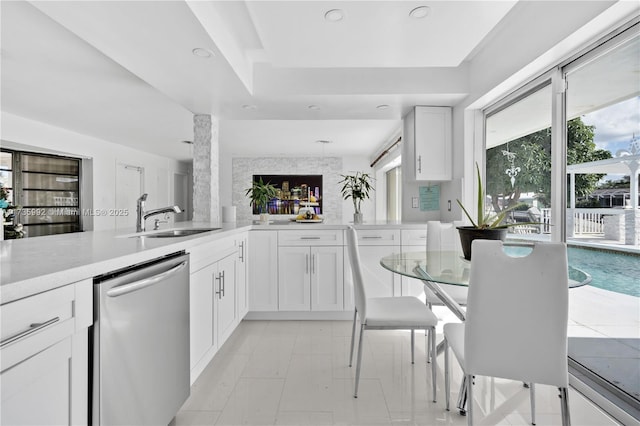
[567,247,640,297]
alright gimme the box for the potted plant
[245,177,278,224]
[339,172,374,224]
[456,163,538,260]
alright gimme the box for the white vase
[353,213,363,224]
[259,213,270,224]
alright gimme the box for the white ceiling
[4,0,608,162]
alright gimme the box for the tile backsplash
[232,157,343,223]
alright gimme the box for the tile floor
[175,314,621,426]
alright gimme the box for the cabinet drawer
[401,229,428,246]
[278,230,343,246]
[189,236,237,273]
[1,282,89,371]
[356,229,400,246]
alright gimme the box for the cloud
[582,96,640,152]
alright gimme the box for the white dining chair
[424,221,468,310]
[346,226,439,401]
[443,240,571,426]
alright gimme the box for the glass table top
[380,247,592,288]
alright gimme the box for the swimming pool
[567,246,640,297]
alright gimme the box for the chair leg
[444,338,450,411]
[411,329,415,364]
[426,329,431,363]
[430,326,437,403]
[349,309,357,367]
[466,374,474,426]
[559,387,571,426]
[530,383,536,425]
[354,324,365,398]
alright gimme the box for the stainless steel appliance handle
[1,317,60,347]
[107,261,188,297]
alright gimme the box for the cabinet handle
[239,241,244,262]
[311,254,315,274]
[362,236,383,239]
[221,271,225,298]
[215,273,222,299]
[417,155,422,173]
[300,236,321,240]
[1,317,60,348]
[306,254,309,274]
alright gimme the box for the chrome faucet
[136,193,182,232]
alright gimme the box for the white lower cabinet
[188,234,244,383]
[248,230,279,311]
[277,230,344,312]
[278,245,344,311]
[1,280,92,426]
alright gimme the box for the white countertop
[0,220,427,304]
[0,222,250,304]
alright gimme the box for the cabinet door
[1,337,72,426]
[236,235,249,319]
[249,231,279,311]
[414,106,452,181]
[278,247,311,311]
[190,263,215,369]
[216,253,237,345]
[310,246,344,311]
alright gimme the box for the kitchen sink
[136,228,221,238]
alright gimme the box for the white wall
[1,112,190,231]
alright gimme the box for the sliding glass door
[562,27,640,417]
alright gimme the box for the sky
[582,96,640,156]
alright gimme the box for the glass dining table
[379,245,592,414]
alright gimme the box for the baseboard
[245,311,353,320]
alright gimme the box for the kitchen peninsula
[0,221,429,425]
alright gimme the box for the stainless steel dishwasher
[92,251,190,426]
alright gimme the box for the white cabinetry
[188,235,241,383]
[401,228,428,299]
[236,234,249,319]
[249,230,279,311]
[277,230,344,311]
[344,229,401,310]
[404,106,452,181]
[1,280,92,426]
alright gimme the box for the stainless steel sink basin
[138,228,221,238]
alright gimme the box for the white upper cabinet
[404,106,452,181]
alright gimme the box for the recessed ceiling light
[409,6,430,19]
[376,104,390,110]
[315,140,332,144]
[192,47,215,58]
[324,9,344,22]
[242,104,257,110]
[181,140,194,145]
[308,105,320,110]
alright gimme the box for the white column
[192,114,220,223]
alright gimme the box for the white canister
[222,206,236,223]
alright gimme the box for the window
[386,166,401,221]
[1,149,81,238]
[485,83,553,240]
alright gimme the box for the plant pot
[259,213,270,224]
[353,213,363,224]
[457,226,507,261]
